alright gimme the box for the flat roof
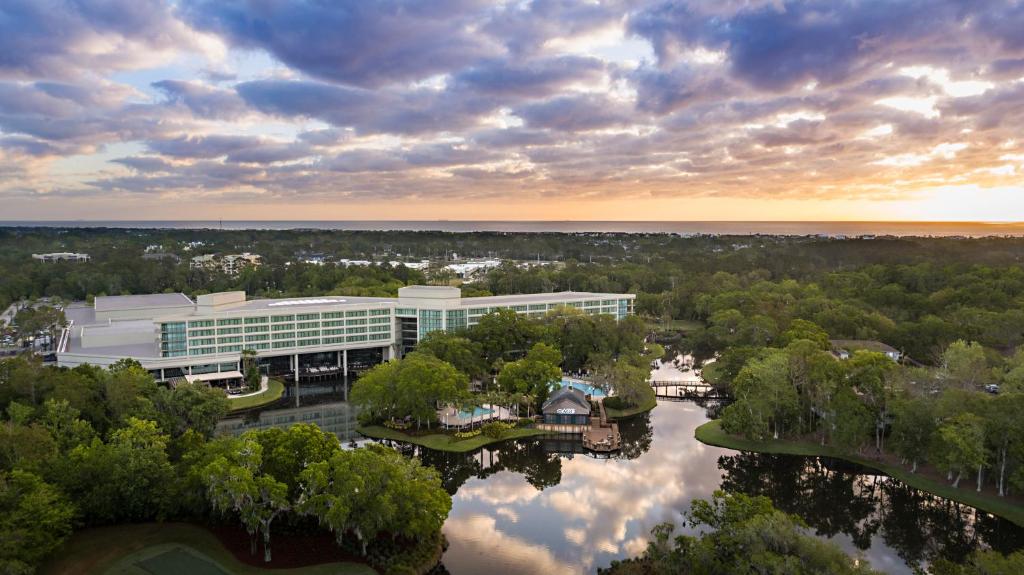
[459,291,633,307]
[185,371,243,383]
[229,295,396,312]
[95,293,193,311]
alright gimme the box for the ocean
[1,220,1023,237]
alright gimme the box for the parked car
[985,384,1000,395]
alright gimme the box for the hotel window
[298,330,319,338]
[446,309,467,331]
[218,345,243,353]
[322,311,343,319]
[323,336,345,344]
[528,304,546,311]
[217,327,242,335]
[217,318,242,326]
[345,310,367,318]
[369,333,390,341]
[245,333,269,342]
[296,313,319,321]
[250,342,270,351]
[417,309,442,339]
[272,341,295,349]
[511,305,527,312]
[323,320,344,327]
[244,316,268,324]
[346,318,367,326]
[298,338,321,347]
[189,328,215,337]
[368,309,389,316]
[346,326,367,334]
[394,308,416,316]
[217,336,243,344]
[188,320,214,328]
[219,362,238,371]
[244,325,267,333]
[296,321,319,330]
[189,338,216,347]
[368,324,390,333]
[368,316,390,324]
[468,308,487,315]
[272,323,295,332]
[347,334,368,342]
[272,332,294,340]
[323,328,345,336]
[188,347,215,356]
[271,314,295,323]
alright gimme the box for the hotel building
[58,286,635,383]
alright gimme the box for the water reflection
[434,401,1023,575]
[719,452,1024,568]
[212,384,1023,575]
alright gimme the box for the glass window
[271,314,295,323]
[217,318,242,326]
[244,316,268,324]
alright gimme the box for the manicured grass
[358,424,546,452]
[603,396,658,420]
[39,522,376,575]
[227,378,285,412]
[695,419,1024,527]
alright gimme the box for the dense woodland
[0,357,449,574]
[3,228,1024,573]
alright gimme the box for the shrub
[454,429,481,439]
[603,396,627,410]
[480,422,509,439]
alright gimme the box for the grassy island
[695,420,1024,527]
[226,377,285,412]
[358,425,546,453]
[603,395,657,420]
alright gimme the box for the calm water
[220,383,1024,574]
[4,220,1024,237]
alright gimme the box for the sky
[1,0,1023,222]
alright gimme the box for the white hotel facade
[58,286,635,382]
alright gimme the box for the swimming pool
[554,377,607,397]
[458,406,494,419]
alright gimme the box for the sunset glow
[1,1,1023,221]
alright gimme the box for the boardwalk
[582,398,620,452]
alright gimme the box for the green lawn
[603,396,657,420]
[39,522,376,575]
[695,419,1024,527]
[227,378,285,412]
[358,425,546,452]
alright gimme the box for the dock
[581,399,620,452]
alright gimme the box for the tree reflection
[718,451,1024,566]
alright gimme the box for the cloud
[152,80,249,120]
[180,0,501,87]
[516,94,637,132]
[0,0,208,79]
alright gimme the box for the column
[382,345,391,361]
[293,353,300,407]
[159,368,165,381]
[343,349,348,377]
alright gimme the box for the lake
[219,384,1024,574]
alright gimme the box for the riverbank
[40,522,376,575]
[695,420,1024,527]
[603,395,657,420]
[358,424,546,452]
[227,378,285,412]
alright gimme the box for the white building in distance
[58,286,635,383]
[32,252,90,263]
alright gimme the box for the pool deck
[438,404,515,428]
